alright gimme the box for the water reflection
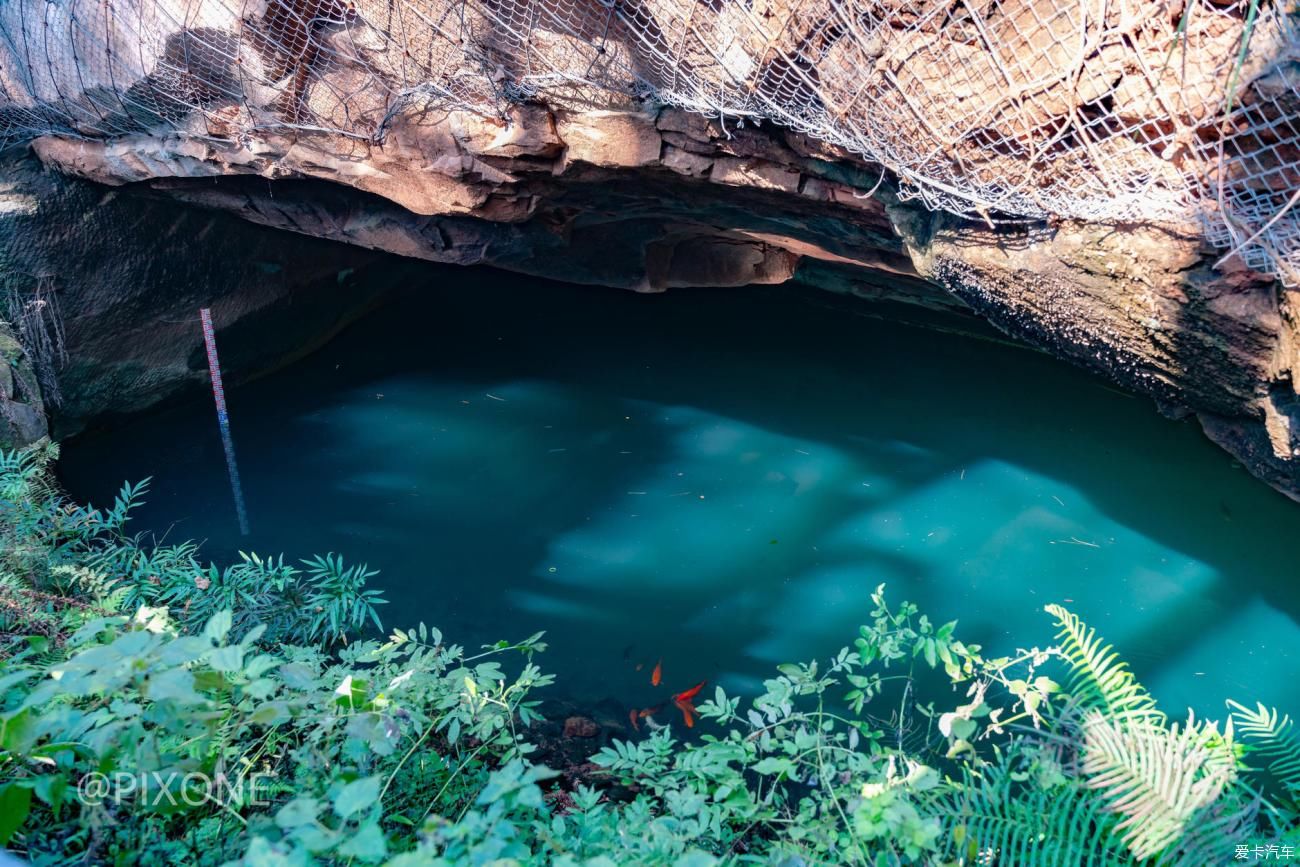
[59,267,1300,718]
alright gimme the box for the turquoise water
[59,268,1300,720]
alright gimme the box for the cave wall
[0,148,387,442]
[17,93,1300,500]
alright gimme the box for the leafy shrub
[1,444,1297,865]
[0,443,386,649]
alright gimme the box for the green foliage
[1229,700,1300,809]
[0,602,553,864]
[932,756,1136,866]
[1,444,386,650]
[1,445,1297,865]
[1045,603,1163,725]
[1080,711,1241,859]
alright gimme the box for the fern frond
[49,564,121,603]
[1169,791,1260,867]
[935,769,1136,865]
[1228,700,1300,804]
[1081,711,1237,860]
[102,585,131,612]
[1044,604,1163,724]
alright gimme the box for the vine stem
[815,698,870,865]
[379,712,443,805]
[420,741,492,825]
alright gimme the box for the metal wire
[1,0,1297,284]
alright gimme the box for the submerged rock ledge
[20,97,1300,500]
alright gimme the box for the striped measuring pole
[200,308,250,536]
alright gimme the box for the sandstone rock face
[12,93,1300,500]
[916,217,1299,497]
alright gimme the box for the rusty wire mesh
[0,0,1297,283]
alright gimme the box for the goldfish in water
[629,703,665,734]
[673,697,696,728]
[651,658,663,686]
[672,680,706,703]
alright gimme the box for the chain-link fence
[1,0,1296,282]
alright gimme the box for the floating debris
[1051,537,1100,548]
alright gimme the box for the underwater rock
[562,716,601,739]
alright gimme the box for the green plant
[1,444,1298,866]
[1229,700,1300,811]
[1080,710,1242,859]
[0,444,386,651]
[1044,603,1162,725]
[298,554,387,645]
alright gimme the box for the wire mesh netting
[1,0,1297,283]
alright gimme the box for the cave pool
[58,267,1300,721]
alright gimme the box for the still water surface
[60,269,1300,719]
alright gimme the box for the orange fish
[651,658,663,687]
[639,702,665,718]
[674,697,696,728]
[672,680,706,703]
[629,708,641,731]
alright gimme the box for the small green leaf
[209,645,245,673]
[333,775,381,819]
[751,757,795,776]
[204,610,233,644]
[1,708,37,754]
[337,820,388,862]
[33,775,67,817]
[276,797,321,829]
[0,783,32,845]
